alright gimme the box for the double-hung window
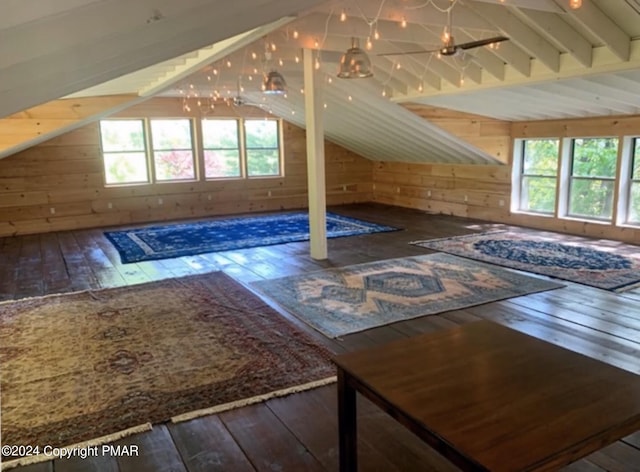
[149,119,196,181]
[567,137,618,221]
[202,119,242,179]
[517,139,559,214]
[244,119,281,177]
[626,138,640,224]
[99,120,149,185]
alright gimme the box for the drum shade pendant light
[337,38,373,78]
[263,70,287,94]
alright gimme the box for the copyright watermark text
[1,444,139,459]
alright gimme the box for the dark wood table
[333,320,640,471]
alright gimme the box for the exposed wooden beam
[557,0,630,61]
[513,8,592,67]
[139,18,296,97]
[0,0,326,118]
[466,2,561,72]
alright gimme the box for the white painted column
[303,48,327,260]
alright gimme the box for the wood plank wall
[0,98,372,237]
[402,103,511,163]
[374,107,640,244]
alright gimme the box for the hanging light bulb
[340,9,347,22]
[293,30,299,39]
[400,17,407,28]
[366,37,373,51]
[374,28,380,40]
[441,26,450,43]
[314,57,321,70]
[251,52,257,60]
[418,82,424,92]
[569,0,582,8]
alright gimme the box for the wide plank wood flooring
[2,203,640,472]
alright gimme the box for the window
[518,139,559,214]
[568,137,618,221]
[99,117,283,186]
[202,119,241,178]
[627,138,640,224]
[149,119,196,181]
[244,119,281,177]
[99,120,149,185]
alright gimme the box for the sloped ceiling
[3,0,640,164]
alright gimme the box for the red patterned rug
[0,272,335,466]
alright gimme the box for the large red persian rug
[0,272,335,465]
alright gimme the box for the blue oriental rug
[251,253,562,338]
[105,212,398,263]
[411,231,640,292]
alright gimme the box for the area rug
[105,212,398,263]
[411,231,640,292]
[251,253,562,338]
[0,272,335,466]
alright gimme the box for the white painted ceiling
[4,0,640,164]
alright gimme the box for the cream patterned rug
[252,253,563,338]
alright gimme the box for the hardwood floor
[2,203,640,472]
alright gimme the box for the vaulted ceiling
[3,0,640,163]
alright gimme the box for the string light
[374,28,380,40]
[271,42,277,51]
[314,58,320,70]
[293,30,299,39]
[226,60,231,68]
[340,9,347,22]
[366,37,373,51]
[251,52,257,60]
[348,95,353,101]
[278,58,284,66]
[418,83,424,92]
[400,17,407,28]
[295,55,300,63]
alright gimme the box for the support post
[303,47,327,260]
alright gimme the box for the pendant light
[263,70,287,94]
[337,38,373,79]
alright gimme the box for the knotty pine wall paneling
[0,98,373,237]
[372,111,640,244]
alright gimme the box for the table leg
[338,368,357,472]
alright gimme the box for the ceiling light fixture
[337,37,373,79]
[263,70,287,94]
